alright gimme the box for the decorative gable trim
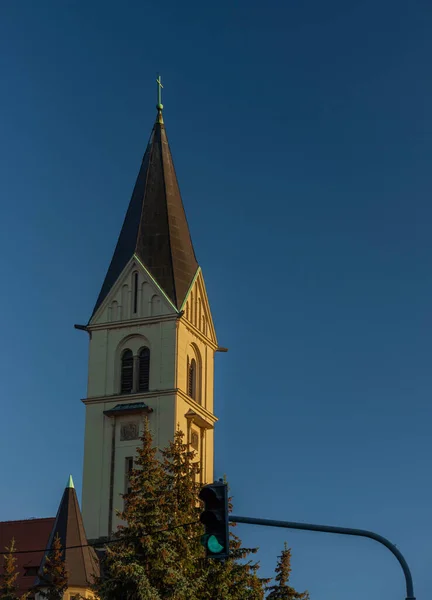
[90,257,138,325]
[181,270,218,345]
[133,254,179,312]
[89,255,179,326]
[195,271,218,344]
[179,267,201,311]
[178,316,219,351]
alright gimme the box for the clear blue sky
[0,1,431,598]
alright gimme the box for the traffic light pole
[229,515,415,600]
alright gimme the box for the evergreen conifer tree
[37,533,68,600]
[0,538,24,600]
[92,419,279,600]
[92,418,192,600]
[266,542,309,600]
[160,428,205,598]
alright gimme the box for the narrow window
[188,358,196,399]
[191,430,199,450]
[192,462,200,485]
[124,456,133,509]
[125,456,133,494]
[120,350,134,394]
[133,272,138,314]
[138,347,150,392]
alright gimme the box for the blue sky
[0,1,431,598]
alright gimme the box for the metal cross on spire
[156,74,163,111]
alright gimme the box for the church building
[0,84,220,597]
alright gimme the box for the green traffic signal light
[207,535,224,554]
[199,481,229,560]
[200,533,225,554]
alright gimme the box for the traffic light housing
[199,480,229,560]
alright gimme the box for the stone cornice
[87,312,179,332]
[82,388,177,405]
[82,388,218,426]
[176,388,218,425]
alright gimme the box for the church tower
[79,85,219,542]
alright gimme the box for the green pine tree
[37,533,68,600]
[161,427,269,599]
[0,538,26,600]
[92,419,271,600]
[92,418,188,600]
[160,427,205,598]
[266,542,309,600]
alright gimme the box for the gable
[90,257,178,326]
[182,270,217,344]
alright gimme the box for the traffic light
[199,480,229,560]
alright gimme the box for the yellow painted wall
[36,586,95,600]
[82,261,218,541]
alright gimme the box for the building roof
[91,108,199,318]
[0,517,55,596]
[35,477,99,589]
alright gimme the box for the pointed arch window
[138,347,150,392]
[121,349,134,394]
[188,358,196,399]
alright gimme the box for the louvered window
[188,358,196,399]
[138,347,150,392]
[121,350,134,394]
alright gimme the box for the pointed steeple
[36,477,99,589]
[91,80,198,319]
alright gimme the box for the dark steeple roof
[91,109,199,319]
[35,476,99,589]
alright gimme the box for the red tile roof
[0,518,55,596]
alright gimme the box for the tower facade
[80,104,218,542]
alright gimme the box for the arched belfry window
[121,349,134,394]
[138,347,150,392]
[188,358,197,399]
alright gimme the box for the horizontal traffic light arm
[229,514,415,600]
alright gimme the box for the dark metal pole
[229,515,415,600]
